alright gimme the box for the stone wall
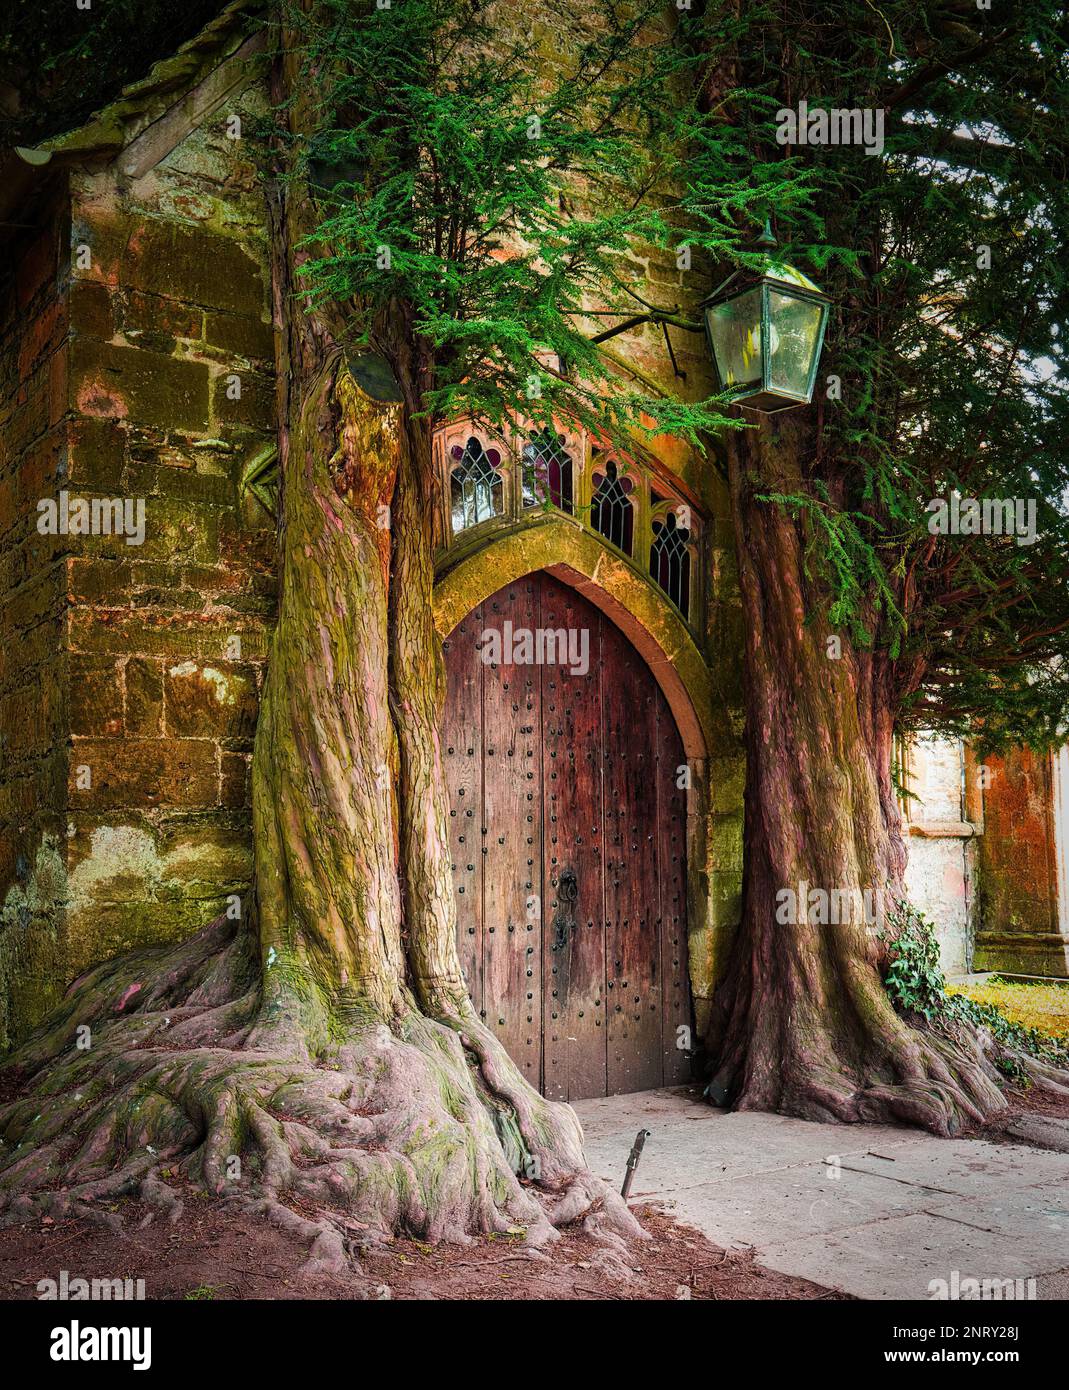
[902,735,977,976]
[0,77,277,1047]
[0,183,72,1048]
[974,747,1068,977]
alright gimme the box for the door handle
[551,869,578,951]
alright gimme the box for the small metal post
[620,1128,651,1199]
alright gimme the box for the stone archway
[433,516,715,762]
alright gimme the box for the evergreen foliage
[290,0,1069,754]
[689,0,1069,751]
[283,0,749,450]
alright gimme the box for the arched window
[650,509,691,618]
[590,458,634,555]
[450,436,505,533]
[521,429,574,513]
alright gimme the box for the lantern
[701,223,830,412]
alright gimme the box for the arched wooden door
[442,569,692,1102]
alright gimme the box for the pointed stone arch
[433,517,714,762]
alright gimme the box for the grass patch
[947,977,1069,1043]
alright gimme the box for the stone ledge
[973,931,1069,979]
[907,819,978,838]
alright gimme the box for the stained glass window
[590,458,634,555]
[450,436,504,533]
[521,429,574,513]
[650,510,691,617]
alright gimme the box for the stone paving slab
[837,1140,1069,1197]
[924,1182,1069,1248]
[573,1088,1069,1301]
[758,1212,1056,1301]
[633,1167,933,1249]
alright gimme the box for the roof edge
[26,0,266,164]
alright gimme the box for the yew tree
[690,0,1069,1131]
[0,0,739,1257]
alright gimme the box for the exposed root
[0,917,640,1275]
[709,946,1069,1137]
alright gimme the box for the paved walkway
[573,1087,1069,1300]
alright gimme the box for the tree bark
[708,413,1012,1135]
[0,22,640,1263]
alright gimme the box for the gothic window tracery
[450,436,505,532]
[590,458,634,555]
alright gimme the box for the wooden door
[442,570,692,1101]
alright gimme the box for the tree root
[0,917,641,1281]
[709,950,1069,1138]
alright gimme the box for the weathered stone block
[220,751,251,809]
[205,312,274,360]
[69,281,115,340]
[18,297,68,380]
[70,339,209,432]
[66,817,162,908]
[17,425,65,506]
[69,608,250,660]
[6,388,49,458]
[64,898,228,979]
[973,932,1069,978]
[155,816,253,897]
[211,369,273,431]
[127,461,234,507]
[66,418,125,491]
[16,225,58,313]
[61,495,220,568]
[120,291,203,343]
[124,221,266,318]
[125,656,164,736]
[68,738,218,810]
[3,570,63,634]
[164,659,258,741]
[67,557,133,605]
[69,655,123,737]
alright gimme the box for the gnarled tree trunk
[708,414,1020,1135]
[0,30,638,1267]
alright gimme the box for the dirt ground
[3,1077,1063,1302]
[0,1190,847,1302]
[976,1078,1069,1140]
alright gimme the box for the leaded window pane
[450,436,504,533]
[650,511,691,617]
[521,429,574,513]
[590,459,634,555]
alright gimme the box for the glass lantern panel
[706,287,763,392]
[766,290,824,398]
